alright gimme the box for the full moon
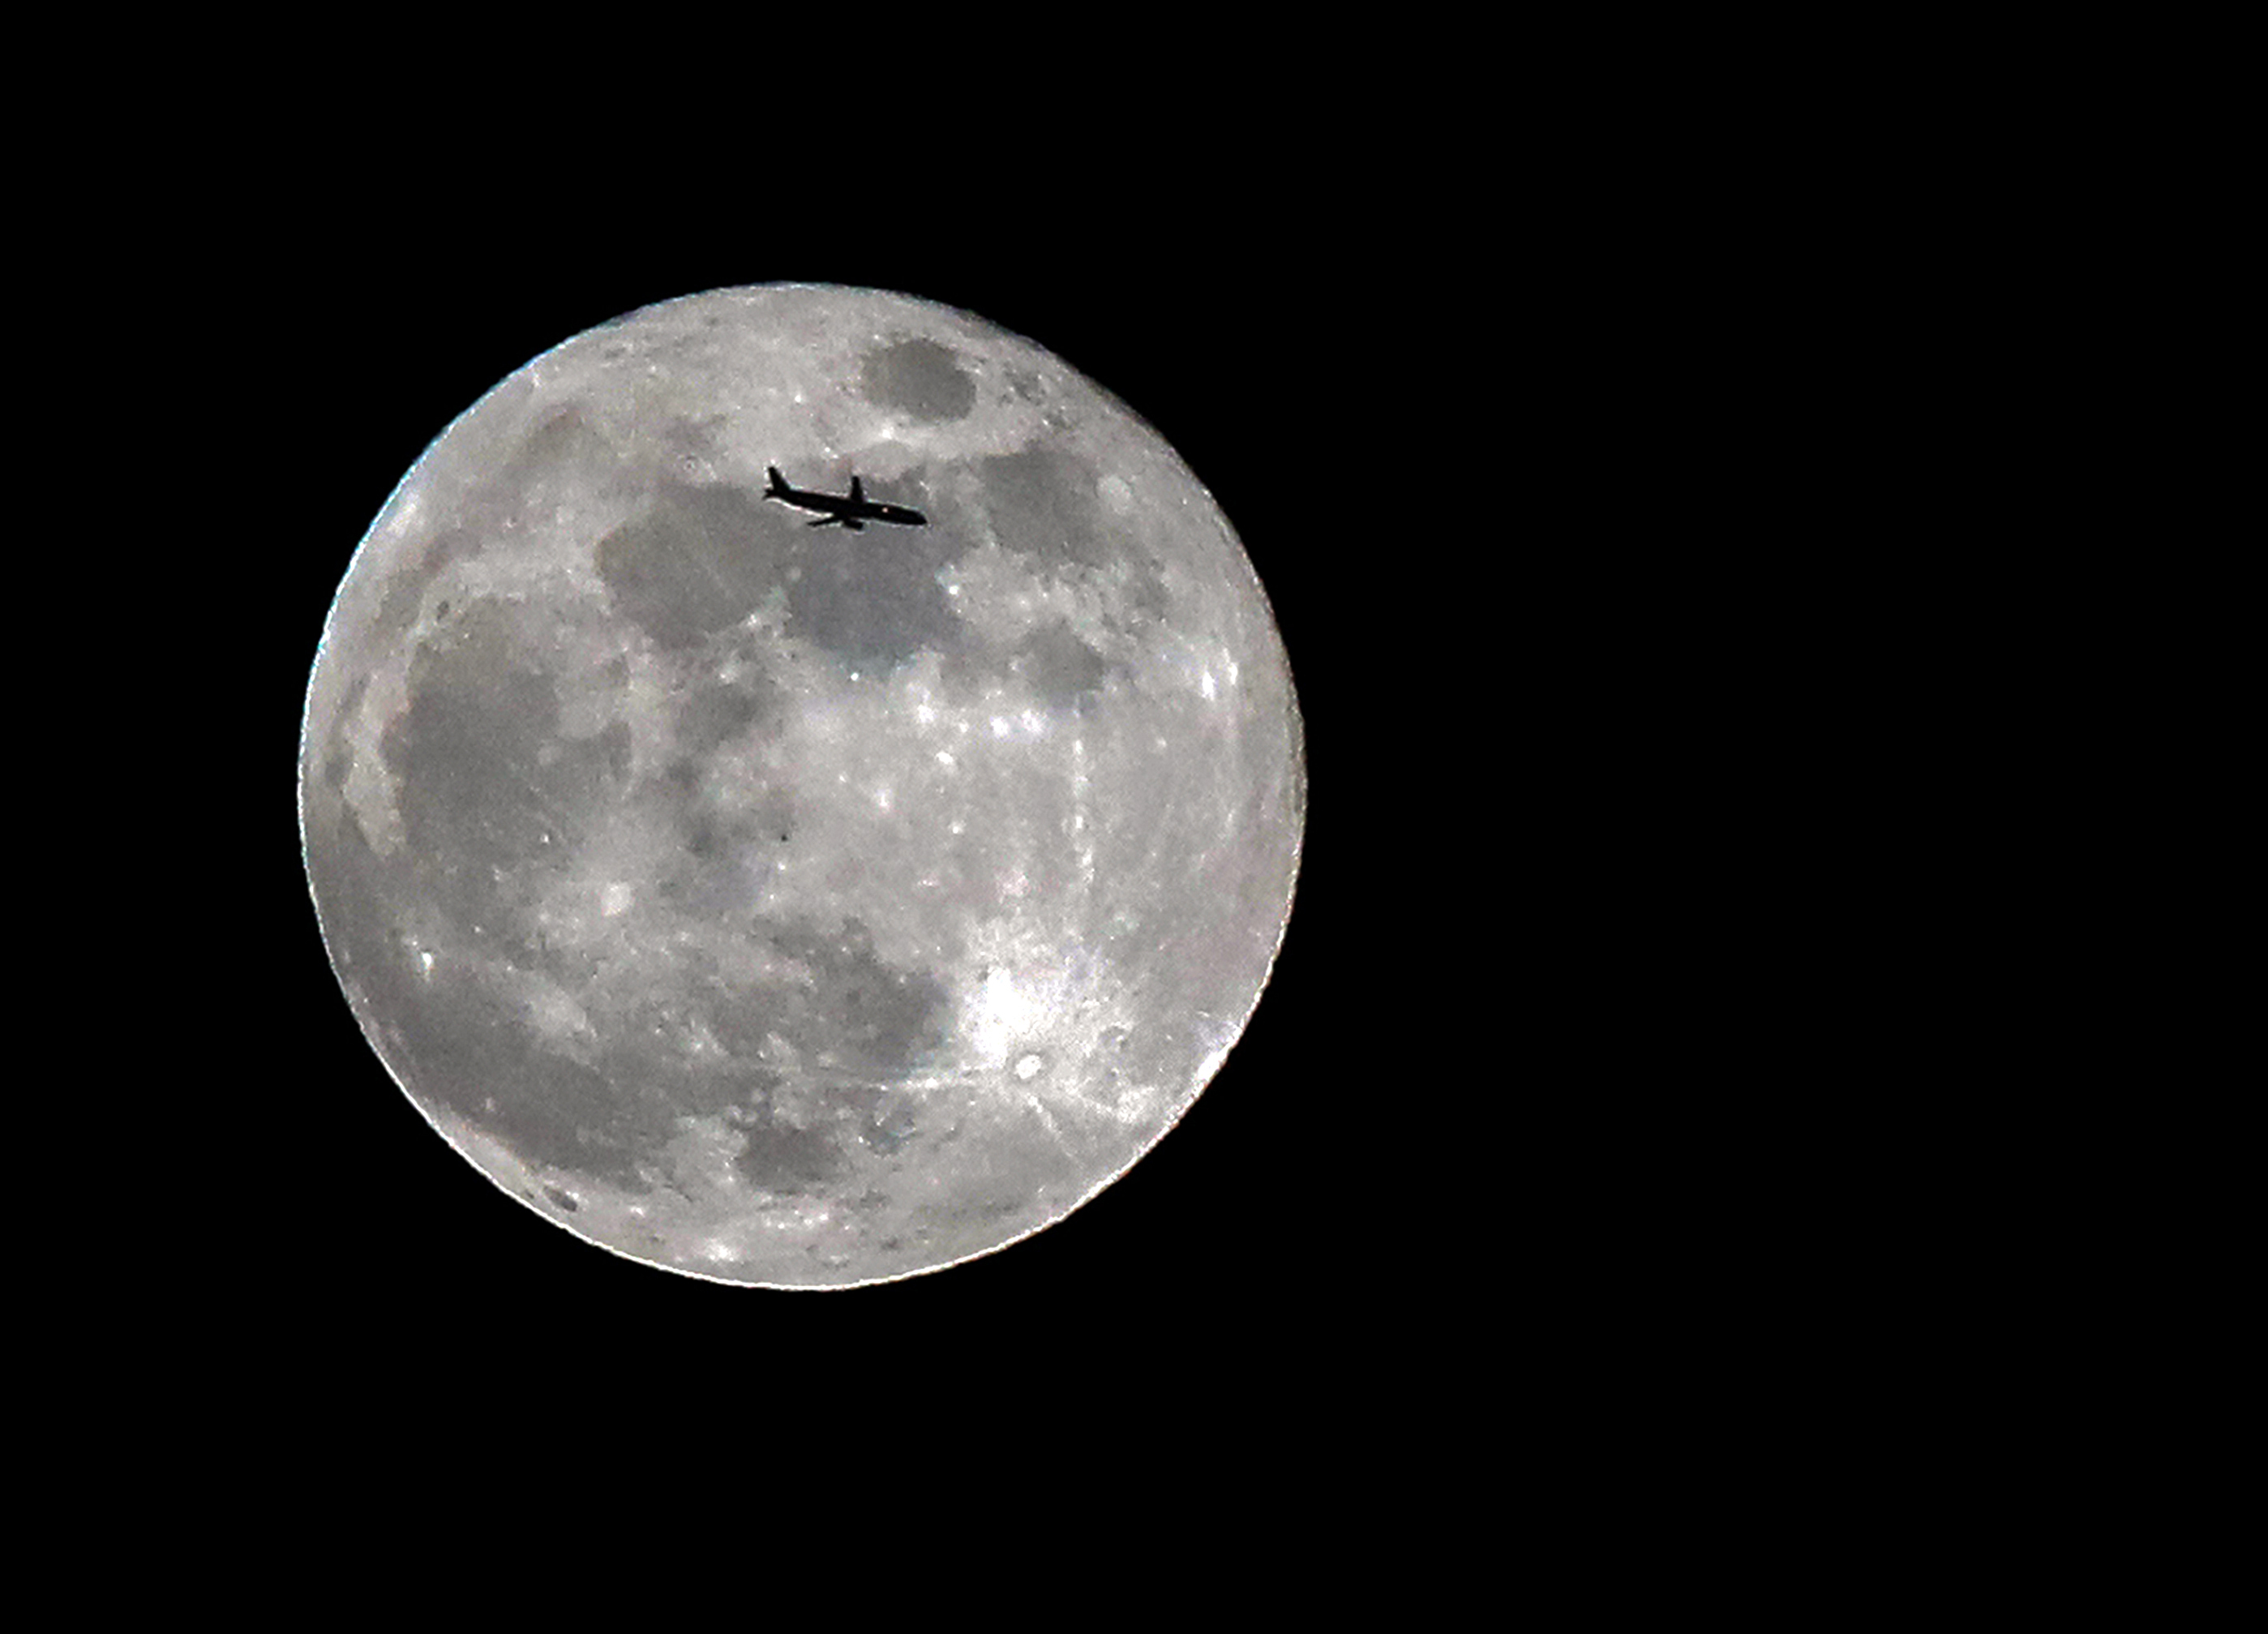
[298,285,1304,1287]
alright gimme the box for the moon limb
[300,285,1303,1287]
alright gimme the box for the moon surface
[299,285,1303,1287]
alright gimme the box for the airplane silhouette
[764,466,928,530]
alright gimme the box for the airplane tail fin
[765,465,789,496]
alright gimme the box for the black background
[251,219,1383,1365]
[74,54,1906,1544]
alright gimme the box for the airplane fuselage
[764,467,927,530]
